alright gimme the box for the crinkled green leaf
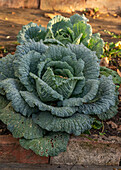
[20,91,77,117]
[47,15,74,44]
[32,112,94,136]
[100,66,121,84]
[88,33,104,58]
[70,14,89,25]
[0,104,44,139]
[67,43,100,79]
[80,79,99,102]
[43,45,76,70]
[14,51,41,92]
[14,40,48,78]
[55,77,84,99]
[0,78,37,117]
[97,105,118,120]
[73,21,92,46]
[42,67,57,88]
[62,79,99,107]
[79,76,116,115]
[45,28,55,39]
[15,40,48,61]
[17,22,46,44]
[73,33,83,45]
[0,54,15,80]
[72,78,85,95]
[30,72,63,102]
[45,60,74,75]
[0,95,9,110]
[19,132,69,157]
[44,39,64,46]
[47,15,72,31]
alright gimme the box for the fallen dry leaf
[11,52,15,55]
[12,12,16,15]
[117,69,121,77]
[113,13,117,17]
[6,36,10,39]
[92,16,96,19]
[106,121,118,129]
[0,54,3,57]
[44,12,61,19]
[117,125,121,131]
[100,57,109,67]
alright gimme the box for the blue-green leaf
[0,104,44,139]
[20,91,77,117]
[79,76,116,115]
[62,79,99,107]
[0,78,37,116]
[70,14,89,25]
[32,112,94,136]
[17,22,46,44]
[100,66,121,85]
[19,132,69,157]
[30,72,63,102]
[97,105,118,120]
[88,33,104,58]
[67,43,100,79]
[14,51,41,92]
[47,15,72,32]
[55,77,84,99]
[0,54,15,80]
[0,95,9,110]
[14,40,48,78]
[44,39,64,46]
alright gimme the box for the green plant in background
[104,30,121,39]
[100,66,121,86]
[92,120,103,130]
[17,14,104,58]
[0,39,117,156]
[94,7,99,13]
[100,41,121,86]
[101,41,121,70]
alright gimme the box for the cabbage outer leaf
[19,132,69,157]
[32,112,94,136]
[70,14,89,25]
[0,95,44,139]
[0,78,37,117]
[97,105,118,120]
[0,54,15,80]
[20,91,77,117]
[17,22,46,44]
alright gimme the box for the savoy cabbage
[17,14,104,58]
[0,40,117,156]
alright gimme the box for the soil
[0,8,121,137]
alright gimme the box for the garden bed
[0,87,121,165]
[0,8,121,166]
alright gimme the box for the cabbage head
[0,40,117,156]
[17,14,104,58]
